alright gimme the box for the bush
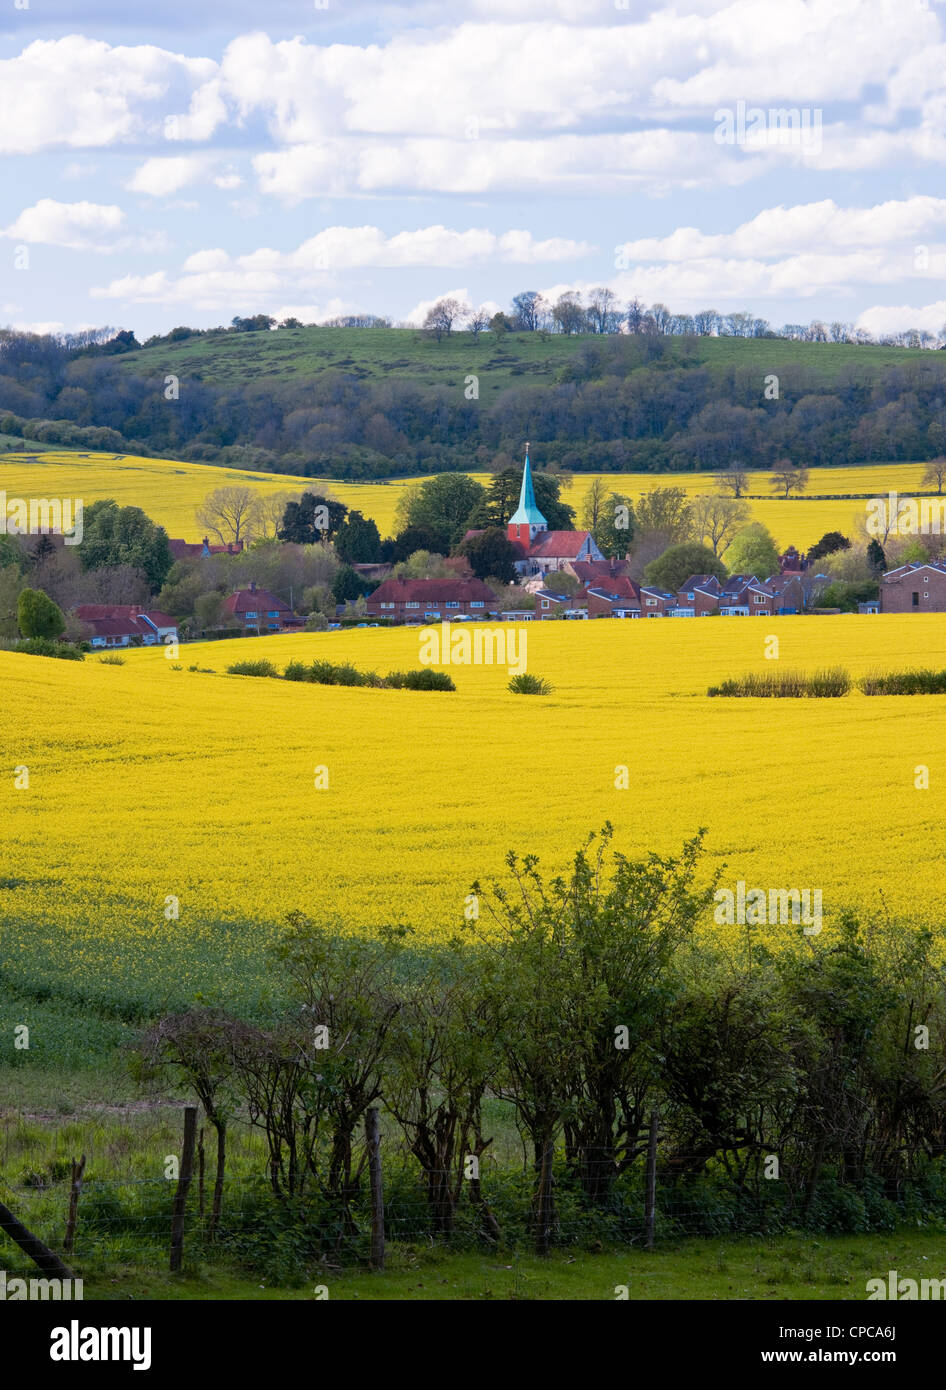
[385,668,456,691]
[707,668,849,698]
[859,668,946,695]
[17,587,66,639]
[227,660,278,677]
[10,637,84,661]
[97,653,126,666]
[508,673,555,694]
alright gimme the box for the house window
[380,602,394,610]
[267,610,280,618]
[445,601,460,609]
[470,601,484,608]
[245,610,258,619]
[912,592,919,606]
[405,602,420,609]
[753,594,764,604]
[542,599,549,608]
[687,592,694,600]
[645,597,656,606]
[924,592,929,599]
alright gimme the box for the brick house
[762,573,807,614]
[673,574,722,616]
[75,604,178,648]
[365,577,497,623]
[639,585,676,616]
[880,560,946,612]
[221,581,301,632]
[534,587,588,619]
[585,576,642,618]
[718,574,776,615]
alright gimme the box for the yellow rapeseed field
[3,616,946,1013]
[0,450,930,548]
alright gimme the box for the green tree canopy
[724,522,781,579]
[18,586,65,639]
[79,499,173,591]
[279,493,348,545]
[403,474,486,550]
[643,542,727,593]
[334,509,382,564]
[458,527,519,582]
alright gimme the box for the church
[506,449,604,576]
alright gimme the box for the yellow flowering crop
[0,450,932,548]
[3,615,946,1014]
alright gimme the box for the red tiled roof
[221,588,291,616]
[569,559,628,583]
[368,577,495,603]
[528,530,594,559]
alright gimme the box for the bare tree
[467,306,490,343]
[552,292,586,335]
[256,489,302,539]
[196,486,262,544]
[692,494,750,556]
[922,457,946,494]
[715,463,750,499]
[586,287,621,334]
[769,459,810,498]
[423,297,469,342]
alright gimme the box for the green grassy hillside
[120,325,937,402]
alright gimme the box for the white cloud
[126,155,212,196]
[3,199,126,251]
[0,35,216,154]
[618,197,946,261]
[90,223,591,308]
[857,299,946,337]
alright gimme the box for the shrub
[385,668,456,691]
[97,653,126,666]
[508,673,554,694]
[707,668,849,698]
[17,587,65,639]
[227,660,278,677]
[859,668,946,695]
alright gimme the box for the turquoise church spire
[509,444,547,527]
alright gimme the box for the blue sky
[3,0,946,339]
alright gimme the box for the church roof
[508,451,547,527]
[529,530,594,559]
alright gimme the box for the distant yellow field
[3,616,945,1012]
[0,450,931,549]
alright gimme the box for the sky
[3,0,946,339]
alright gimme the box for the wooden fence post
[169,1105,198,1273]
[0,1200,73,1278]
[365,1107,385,1271]
[645,1109,659,1251]
[64,1154,86,1255]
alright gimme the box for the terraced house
[366,577,497,623]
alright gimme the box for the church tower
[507,444,547,552]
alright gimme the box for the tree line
[3,318,946,480]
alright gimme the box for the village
[64,454,946,650]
